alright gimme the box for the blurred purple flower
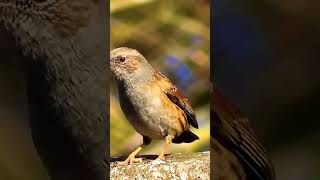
[165,55,180,67]
[176,64,192,81]
[164,55,194,91]
[176,64,194,90]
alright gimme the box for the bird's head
[110,47,155,84]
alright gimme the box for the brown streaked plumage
[110,47,199,164]
[211,83,276,180]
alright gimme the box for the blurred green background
[110,0,210,157]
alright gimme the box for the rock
[110,151,210,180]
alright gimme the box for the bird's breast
[118,83,186,139]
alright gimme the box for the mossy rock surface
[110,151,210,180]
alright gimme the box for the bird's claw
[156,155,166,161]
[121,156,142,165]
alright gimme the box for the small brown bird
[211,83,276,180]
[110,47,199,164]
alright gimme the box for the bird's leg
[122,136,151,165]
[122,146,143,164]
[156,135,173,161]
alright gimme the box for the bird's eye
[119,56,126,62]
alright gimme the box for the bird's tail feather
[172,130,199,144]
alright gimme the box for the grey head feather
[110,47,155,85]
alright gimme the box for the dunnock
[211,83,275,180]
[110,47,199,164]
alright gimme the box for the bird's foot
[156,154,166,161]
[121,156,142,165]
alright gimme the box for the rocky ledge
[110,151,210,180]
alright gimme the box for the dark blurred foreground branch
[210,83,276,180]
[0,0,109,179]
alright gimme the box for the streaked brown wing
[155,71,198,129]
[211,83,275,180]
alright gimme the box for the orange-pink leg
[156,135,173,161]
[122,146,143,165]
[122,136,151,165]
